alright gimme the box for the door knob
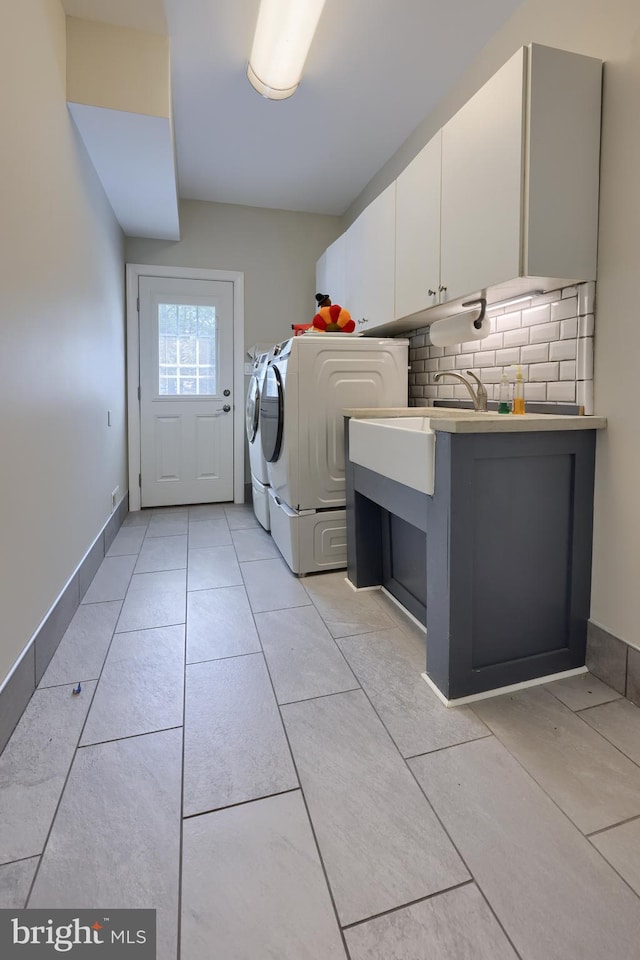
[223,404,231,413]
[223,389,231,396]
[428,289,437,296]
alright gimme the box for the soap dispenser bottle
[497,373,512,414]
[513,365,526,415]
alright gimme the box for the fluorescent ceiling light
[247,0,327,100]
[486,291,545,313]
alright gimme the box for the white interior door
[139,276,234,507]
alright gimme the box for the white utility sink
[349,417,436,495]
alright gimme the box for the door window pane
[158,303,217,396]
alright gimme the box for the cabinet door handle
[357,318,368,324]
[438,284,447,293]
[428,289,437,297]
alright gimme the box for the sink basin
[348,417,436,495]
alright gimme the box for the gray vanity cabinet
[345,422,597,701]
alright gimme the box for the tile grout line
[23,541,143,907]
[586,812,640,838]
[77,725,184,750]
[340,878,476,932]
[323,620,524,957]
[238,554,356,960]
[182,786,302,821]
[399,735,526,960]
[574,714,640,773]
[175,515,191,960]
[466,696,640,898]
[253,565,508,946]
[403,731,494,762]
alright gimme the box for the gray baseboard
[0,493,129,755]
[587,620,640,706]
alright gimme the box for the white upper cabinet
[317,43,602,336]
[345,183,396,331]
[439,44,602,310]
[315,233,347,308]
[395,130,442,320]
[440,48,525,304]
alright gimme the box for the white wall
[0,0,127,687]
[125,199,342,350]
[344,0,640,650]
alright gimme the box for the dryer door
[260,362,284,463]
[246,377,260,443]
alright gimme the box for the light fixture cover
[247,0,327,100]
[486,291,545,312]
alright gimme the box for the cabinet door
[440,47,525,303]
[323,233,347,307]
[395,131,441,320]
[345,183,396,331]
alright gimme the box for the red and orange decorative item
[311,303,355,334]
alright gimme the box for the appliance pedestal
[268,488,346,575]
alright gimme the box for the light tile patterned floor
[1,504,640,959]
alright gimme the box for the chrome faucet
[433,370,489,412]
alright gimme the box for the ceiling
[62,0,524,217]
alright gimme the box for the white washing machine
[260,334,409,574]
[246,347,274,529]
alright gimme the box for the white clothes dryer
[246,347,274,529]
[260,334,409,573]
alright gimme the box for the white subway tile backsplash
[560,360,577,380]
[478,332,504,351]
[522,304,551,327]
[577,338,594,380]
[495,311,522,331]
[547,381,576,402]
[502,327,530,348]
[530,321,561,344]
[577,380,594,415]
[529,362,559,382]
[521,343,550,364]
[535,290,561,305]
[560,317,578,339]
[455,353,475,368]
[404,282,595,409]
[578,313,595,338]
[578,281,596,317]
[473,352,497,367]
[524,382,547,402]
[551,297,578,322]
[478,367,504,383]
[467,334,491,352]
[495,347,521,365]
[549,340,577,361]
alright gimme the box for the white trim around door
[126,263,245,512]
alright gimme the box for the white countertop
[344,407,607,434]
